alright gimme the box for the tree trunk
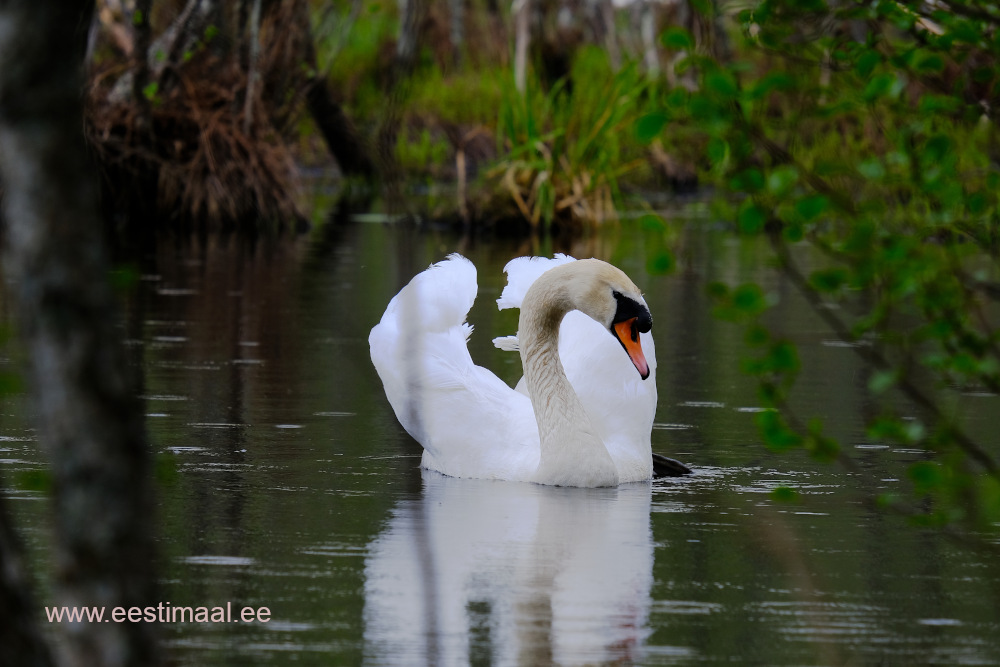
[514,0,531,92]
[294,0,377,179]
[396,0,423,72]
[640,1,660,78]
[448,0,464,66]
[0,490,53,667]
[0,2,159,667]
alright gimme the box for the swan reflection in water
[364,470,655,665]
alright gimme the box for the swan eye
[611,291,652,333]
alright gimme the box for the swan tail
[496,254,576,310]
[492,335,519,351]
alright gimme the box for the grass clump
[489,47,655,231]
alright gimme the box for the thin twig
[768,231,1000,478]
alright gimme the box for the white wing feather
[369,255,539,480]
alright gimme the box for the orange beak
[613,317,650,380]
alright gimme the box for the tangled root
[86,55,303,230]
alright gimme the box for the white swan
[368,254,689,487]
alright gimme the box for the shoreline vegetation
[84,0,708,234]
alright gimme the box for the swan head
[535,259,653,380]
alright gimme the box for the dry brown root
[86,54,303,229]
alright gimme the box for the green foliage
[395,127,450,175]
[320,2,396,118]
[407,68,504,127]
[640,214,676,275]
[492,48,653,229]
[657,0,1000,542]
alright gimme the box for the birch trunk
[0,2,159,666]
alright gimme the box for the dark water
[4,213,1000,665]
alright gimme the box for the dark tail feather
[652,453,692,477]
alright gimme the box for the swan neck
[519,281,617,487]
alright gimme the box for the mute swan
[368,254,690,487]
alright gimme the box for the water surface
[3,216,1000,665]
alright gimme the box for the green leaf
[795,194,829,220]
[782,221,803,242]
[705,70,738,99]
[707,137,728,166]
[758,71,795,93]
[729,168,764,193]
[914,52,945,73]
[966,191,988,215]
[857,159,885,180]
[733,284,766,314]
[755,411,802,451]
[908,461,943,495]
[635,112,669,142]
[805,432,840,462]
[646,249,675,275]
[809,268,847,292]
[660,27,695,50]
[868,370,897,395]
[904,420,926,443]
[877,492,902,509]
[706,282,729,300]
[639,213,666,231]
[862,73,895,102]
[918,95,961,114]
[142,81,159,101]
[924,134,952,163]
[855,50,881,78]
[768,341,800,373]
[767,166,799,196]
[868,416,905,442]
[738,203,767,234]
